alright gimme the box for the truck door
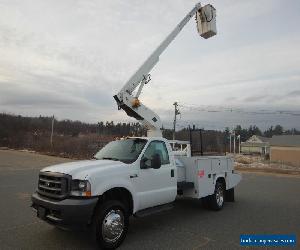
[134,140,177,210]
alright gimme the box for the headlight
[71,180,91,197]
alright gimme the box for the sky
[0,0,300,130]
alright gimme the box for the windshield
[94,138,147,164]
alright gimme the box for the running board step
[134,203,174,218]
[177,181,194,190]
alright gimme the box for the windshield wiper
[102,157,120,161]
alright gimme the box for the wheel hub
[102,209,124,243]
[216,186,224,206]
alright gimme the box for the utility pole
[50,115,54,148]
[189,125,193,156]
[199,129,203,156]
[237,135,241,154]
[233,131,236,155]
[173,102,180,140]
[229,132,231,153]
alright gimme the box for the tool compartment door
[211,158,227,174]
[196,158,214,198]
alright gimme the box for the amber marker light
[131,98,141,108]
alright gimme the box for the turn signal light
[85,191,92,197]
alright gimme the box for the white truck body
[38,137,241,214]
[176,155,240,198]
[32,137,241,250]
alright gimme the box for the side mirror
[140,157,150,169]
[151,154,161,169]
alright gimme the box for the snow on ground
[234,154,300,171]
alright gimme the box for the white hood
[41,159,127,177]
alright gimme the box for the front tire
[93,200,129,249]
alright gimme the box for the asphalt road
[0,149,299,249]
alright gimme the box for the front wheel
[93,200,129,249]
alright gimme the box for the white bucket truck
[31,3,241,249]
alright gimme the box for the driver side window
[142,141,170,168]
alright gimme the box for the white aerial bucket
[196,4,217,39]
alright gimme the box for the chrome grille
[38,172,71,199]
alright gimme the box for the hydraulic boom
[114,2,216,137]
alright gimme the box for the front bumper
[31,192,98,229]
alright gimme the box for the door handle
[171,169,174,177]
[130,174,138,178]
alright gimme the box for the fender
[92,177,139,213]
[214,173,226,189]
[227,173,242,190]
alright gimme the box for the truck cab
[31,137,177,247]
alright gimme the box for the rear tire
[208,181,225,211]
[225,188,235,202]
[201,196,210,209]
[92,200,129,249]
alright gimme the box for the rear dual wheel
[202,181,225,211]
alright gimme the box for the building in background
[241,135,270,155]
[270,135,300,167]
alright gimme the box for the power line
[178,103,300,116]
